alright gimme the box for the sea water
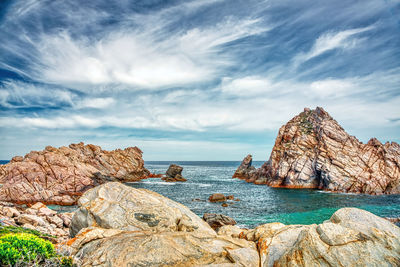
[1,160,399,228]
[128,161,400,228]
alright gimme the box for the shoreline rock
[233,107,400,195]
[60,183,400,266]
[203,213,237,230]
[0,142,150,205]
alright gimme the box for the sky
[0,0,399,161]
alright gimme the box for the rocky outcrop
[203,213,237,230]
[67,182,259,266]
[162,164,187,182]
[70,182,215,237]
[64,182,400,266]
[0,201,73,243]
[234,107,400,194]
[253,208,400,266]
[0,142,150,205]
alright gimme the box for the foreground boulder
[68,182,259,266]
[234,107,400,194]
[254,208,400,266]
[0,142,150,205]
[203,213,237,230]
[70,182,215,237]
[162,164,187,182]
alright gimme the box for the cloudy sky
[0,0,399,160]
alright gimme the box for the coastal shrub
[0,225,55,239]
[0,233,55,265]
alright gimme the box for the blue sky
[0,0,399,160]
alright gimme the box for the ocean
[131,161,400,228]
[1,160,399,228]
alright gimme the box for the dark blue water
[127,161,400,228]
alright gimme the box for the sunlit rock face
[234,107,400,194]
[0,142,150,205]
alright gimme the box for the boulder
[233,107,400,194]
[0,142,150,205]
[71,227,259,267]
[208,193,227,202]
[162,164,187,182]
[217,225,245,238]
[70,182,215,237]
[203,213,237,230]
[258,208,400,266]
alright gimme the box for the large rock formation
[234,107,400,194]
[68,182,259,266]
[70,182,214,237]
[0,142,150,205]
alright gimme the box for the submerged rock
[162,164,187,182]
[0,142,150,205]
[233,107,400,194]
[203,213,237,230]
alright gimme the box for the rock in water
[208,193,227,202]
[203,213,237,230]
[68,182,259,266]
[162,164,187,182]
[257,208,400,266]
[0,142,150,205]
[232,154,256,180]
[233,107,400,194]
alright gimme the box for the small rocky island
[233,107,400,195]
[162,164,187,182]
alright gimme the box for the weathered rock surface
[0,201,73,243]
[0,142,150,205]
[162,164,187,182]
[234,107,400,194]
[67,182,259,266]
[70,182,215,237]
[257,208,400,266]
[70,227,258,267]
[203,213,237,230]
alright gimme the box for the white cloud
[293,26,374,65]
[220,76,273,97]
[76,97,115,109]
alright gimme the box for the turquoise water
[127,161,400,228]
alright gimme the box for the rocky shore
[0,182,399,266]
[0,142,150,205]
[233,107,400,194]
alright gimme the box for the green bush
[0,233,55,265]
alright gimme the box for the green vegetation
[298,111,314,134]
[0,226,55,239]
[0,233,55,265]
[0,227,75,266]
